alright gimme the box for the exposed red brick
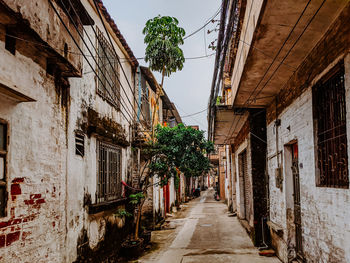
[10,219,22,225]
[0,221,9,229]
[21,231,31,241]
[35,198,45,204]
[10,226,20,232]
[10,208,15,218]
[30,194,41,199]
[12,178,24,184]
[0,235,5,248]
[11,184,21,195]
[6,231,20,246]
[24,199,35,205]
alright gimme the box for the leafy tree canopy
[143,15,185,77]
[145,124,214,186]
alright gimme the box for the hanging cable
[63,0,150,130]
[183,5,222,40]
[223,0,324,145]
[91,0,150,125]
[48,0,134,126]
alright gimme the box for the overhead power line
[183,5,222,40]
[181,108,207,118]
[56,0,136,124]
[223,0,325,144]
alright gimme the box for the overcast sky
[103,0,220,133]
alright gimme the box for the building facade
[209,0,350,262]
[0,0,183,262]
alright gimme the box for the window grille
[96,141,122,203]
[96,28,120,110]
[0,122,7,217]
[313,63,348,188]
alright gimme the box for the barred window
[96,141,122,203]
[96,28,120,110]
[0,122,7,217]
[313,63,348,188]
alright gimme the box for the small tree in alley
[142,15,185,136]
[133,124,214,240]
[128,15,187,242]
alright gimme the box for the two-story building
[209,0,350,262]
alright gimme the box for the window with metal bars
[313,62,349,188]
[96,141,122,203]
[96,28,120,110]
[0,121,7,217]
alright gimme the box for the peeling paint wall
[65,1,135,261]
[0,26,68,263]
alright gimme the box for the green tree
[142,15,185,136]
[133,125,213,240]
[143,15,185,86]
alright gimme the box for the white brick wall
[267,53,350,263]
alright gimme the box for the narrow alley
[137,189,279,263]
[1,0,350,262]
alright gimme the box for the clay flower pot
[121,238,144,259]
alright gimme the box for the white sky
[103,0,220,133]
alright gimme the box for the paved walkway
[137,189,280,263]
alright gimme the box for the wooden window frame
[312,62,349,188]
[96,27,121,110]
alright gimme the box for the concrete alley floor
[135,189,280,263]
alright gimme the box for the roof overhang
[213,105,248,145]
[231,0,349,108]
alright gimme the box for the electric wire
[208,0,230,139]
[48,0,133,126]
[222,0,310,144]
[181,108,208,118]
[223,0,324,144]
[64,0,148,127]
[183,5,222,40]
[92,0,168,130]
[58,0,136,124]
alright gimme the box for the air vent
[75,132,85,157]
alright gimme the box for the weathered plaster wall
[3,0,82,72]
[0,36,67,263]
[267,54,350,263]
[65,1,135,261]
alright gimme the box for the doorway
[291,143,303,259]
[285,142,303,261]
[238,150,250,221]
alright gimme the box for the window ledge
[88,198,127,214]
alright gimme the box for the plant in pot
[120,193,145,258]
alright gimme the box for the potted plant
[120,193,145,258]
